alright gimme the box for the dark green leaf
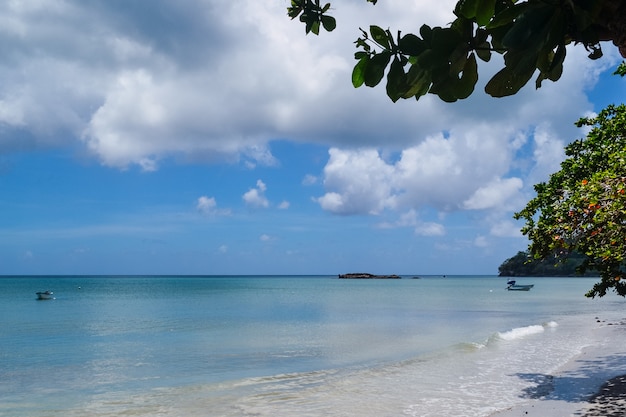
[456,0,479,20]
[398,34,426,56]
[502,6,553,49]
[386,57,406,102]
[431,27,462,54]
[403,65,431,99]
[419,24,433,43]
[476,0,497,26]
[321,15,336,32]
[487,2,532,29]
[455,53,478,99]
[370,25,390,49]
[476,41,492,62]
[485,65,534,97]
[364,51,391,87]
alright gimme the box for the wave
[491,321,558,342]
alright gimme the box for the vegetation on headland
[498,251,598,277]
[515,104,626,298]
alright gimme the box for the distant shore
[337,273,401,279]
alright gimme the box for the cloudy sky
[1,0,625,275]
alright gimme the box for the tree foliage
[515,104,626,298]
[498,250,596,277]
[288,0,626,102]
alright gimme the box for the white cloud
[196,196,231,216]
[302,174,317,186]
[0,0,616,202]
[0,0,619,256]
[243,179,269,208]
[463,177,524,211]
[490,220,524,238]
[316,148,396,215]
[0,1,610,168]
[260,234,272,242]
[474,235,488,247]
[415,222,445,237]
[278,200,290,210]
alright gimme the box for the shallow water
[1,275,624,416]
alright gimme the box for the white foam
[496,324,545,341]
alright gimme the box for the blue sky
[1,1,625,275]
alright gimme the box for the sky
[1,1,625,276]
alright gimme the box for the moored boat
[36,290,54,300]
[506,280,534,291]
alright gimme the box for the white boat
[36,290,54,300]
[506,280,534,291]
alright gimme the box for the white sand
[491,320,626,417]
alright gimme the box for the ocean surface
[1,275,625,417]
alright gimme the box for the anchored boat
[36,290,54,300]
[506,280,534,291]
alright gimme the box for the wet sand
[491,319,626,417]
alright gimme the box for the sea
[1,275,625,417]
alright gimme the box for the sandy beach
[492,318,626,417]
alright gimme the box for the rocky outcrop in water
[338,273,401,279]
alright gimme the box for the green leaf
[352,56,368,88]
[398,34,426,56]
[431,27,462,55]
[370,25,390,48]
[487,2,532,29]
[321,15,336,32]
[475,0,497,26]
[502,5,553,49]
[419,24,433,43]
[403,65,431,99]
[485,65,534,97]
[476,41,492,62]
[386,57,406,102]
[455,53,478,99]
[310,20,320,35]
[363,51,391,87]
[457,0,479,20]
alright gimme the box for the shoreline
[491,318,626,417]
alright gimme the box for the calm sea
[1,275,625,416]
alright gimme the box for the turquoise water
[1,275,624,416]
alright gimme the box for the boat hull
[36,291,54,300]
[507,285,533,291]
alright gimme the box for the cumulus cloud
[0,0,619,254]
[415,222,446,237]
[316,124,527,217]
[463,177,524,211]
[278,200,290,210]
[316,148,396,215]
[302,174,318,186]
[0,1,612,169]
[243,180,269,208]
[196,196,231,216]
